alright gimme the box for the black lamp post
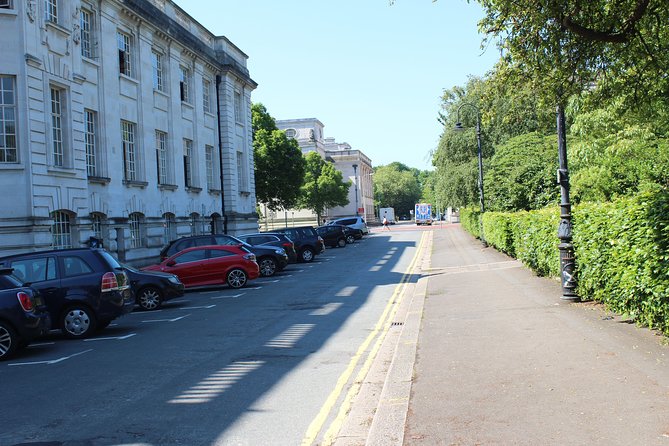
[352,163,359,216]
[454,103,486,247]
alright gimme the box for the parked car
[160,234,288,277]
[340,225,363,244]
[327,216,369,235]
[123,264,185,311]
[274,226,325,263]
[0,268,51,360]
[237,233,298,264]
[0,248,134,339]
[144,245,259,289]
[316,225,347,248]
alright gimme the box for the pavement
[335,223,669,445]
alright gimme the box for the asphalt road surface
[0,227,426,446]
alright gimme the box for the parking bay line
[8,349,93,366]
[142,314,190,323]
[211,293,244,299]
[84,333,137,342]
[179,304,216,310]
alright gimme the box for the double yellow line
[302,231,428,446]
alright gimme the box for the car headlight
[275,248,286,255]
[168,275,182,284]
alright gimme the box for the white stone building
[275,118,375,224]
[0,0,258,264]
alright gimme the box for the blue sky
[173,1,500,171]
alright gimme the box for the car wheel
[258,257,277,277]
[0,322,18,361]
[61,305,97,339]
[138,286,163,311]
[337,238,347,248]
[300,247,315,263]
[345,234,355,244]
[227,268,248,288]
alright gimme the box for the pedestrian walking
[382,214,390,231]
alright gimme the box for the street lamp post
[455,103,487,247]
[352,163,359,216]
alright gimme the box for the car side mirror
[166,260,176,267]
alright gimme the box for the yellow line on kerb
[301,232,427,446]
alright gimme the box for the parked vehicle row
[0,217,368,360]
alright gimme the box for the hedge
[459,190,669,334]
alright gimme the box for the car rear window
[10,257,57,283]
[99,250,123,269]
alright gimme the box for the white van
[328,216,369,235]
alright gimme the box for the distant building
[0,0,258,263]
[276,118,375,224]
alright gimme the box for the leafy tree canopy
[298,152,350,222]
[252,103,306,211]
[373,164,422,217]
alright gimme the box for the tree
[485,133,559,211]
[373,164,422,217]
[252,103,306,211]
[298,152,350,222]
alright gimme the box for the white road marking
[142,315,190,323]
[84,333,137,342]
[8,349,93,366]
[180,305,216,310]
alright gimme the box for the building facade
[276,118,375,224]
[0,0,258,264]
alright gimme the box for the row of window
[51,210,222,250]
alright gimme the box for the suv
[0,248,135,339]
[328,216,369,235]
[160,234,288,277]
[0,268,51,360]
[316,225,347,248]
[274,226,325,263]
[237,233,298,264]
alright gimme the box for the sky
[173,1,500,171]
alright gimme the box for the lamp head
[454,122,464,131]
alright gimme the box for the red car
[143,245,259,289]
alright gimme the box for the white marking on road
[84,333,137,342]
[169,360,265,404]
[265,324,315,348]
[8,349,93,366]
[369,266,382,272]
[377,259,388,265]
[336,286,358,297]
[27,342,56,347]
[310,302,343,316]
[180,305,216,310]
[256,279,280,284]
[245,286,262,290]
[169,299,189,304]
[211,293,244,299]
[142,315,190,323]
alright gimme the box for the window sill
[119,73,139,84]
[208,188,221,195]
[88,176,111,185]
[45,20,71,37]
[123,180,148,188]
[0,162,24,171]
[47,166,76,176]
[181,101,194,109]
[154,89,169,98]
[83,57,100,67]
[204,110,215,118]
[158,183,178,191]
[0,8,18,17]
[186,186,202,193]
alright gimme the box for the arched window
[51,210,73,249]
[90,212,107,242]
[129,212,144,248]
[210,213,221,234]
[163,212,176,244]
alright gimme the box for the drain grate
[391,322,404,326]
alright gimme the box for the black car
[274,226,326,263]
[123,264,185,311]
[237,233,298,264]
[0,268,51,360]
[0,248,135,339]
[316,225,347,248]
[160,234,288,277]
[339,225,363,244]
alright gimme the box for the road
[0,226,427,446]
